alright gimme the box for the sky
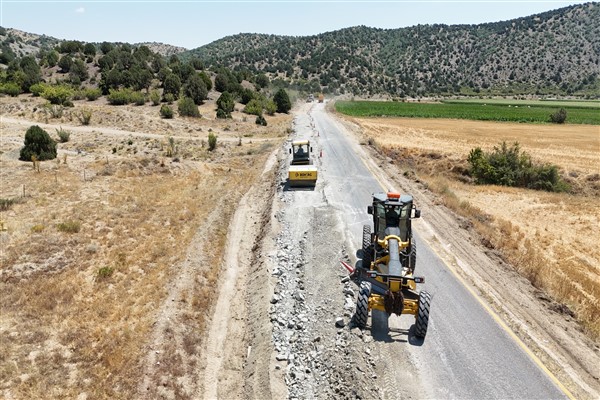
[0,0,590,49]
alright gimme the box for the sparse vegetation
[77,108,93,125]
[56,127,71,142]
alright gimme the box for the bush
[56,127,71,142]
[255,114,267,126]
[162,73,181,100]
[107,88,132,105]
[184,73,208,105]
[150,89,161,106]
[163,93,175,104]
[549,108,567,124]
[56,220,81,233]
[85,88,102,101]
[29,83,47,97]
[160,104,174,119]
[208,132,217,151]
[178,96,200,117]
[240,88,256,105]
[216,108,228,119]
[41,84,73,105]
[77,109,92,125]
[264,100,277,116]
[0,82,21,97]
[97,266,114,279]
[244,99,263,116]
[131,91,146,105]
[467,141,568,192]
[273,88,291,113]
[216,91,234,118]
[45,104,64,119]
[0,198,16,211]
[19,125,57,161]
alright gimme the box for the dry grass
[0,94,290,398]
[351,117,600,339]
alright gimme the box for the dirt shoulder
[333,112,600,399]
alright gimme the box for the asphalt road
[307,102,567,399]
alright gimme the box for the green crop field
[335,99,600,125]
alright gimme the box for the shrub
[274,88,291,113]
[130,91,146,105]
[240,88,256,105]
[264,100,277,116]
[56,220,81,233]
[1,83,22,96]
[549,108,567,124]
[45,104,64,119]
[29,83,47,97]
[184,73,208,105]
[30,224,45,233]
[162,73,181,100]
[256,114,267,126]
[107,88,133,105]
[77,109,92,125]
[163,93,175,104]
[97,266,114,279]
[85,88,102,101]
[165,137,177,157]
[178,96,200,117]
[0,198,16,211]
[150,89,161,106]
[467,141,568,192]
[19,125,57,161]
[216,91,234,118]
[244,99,263,116]
[216,108,228,119]
[41,84,73,105]
[160,104,174,119]
[208,132,217,151]
[72,89,86,101]
[56,127,71,142]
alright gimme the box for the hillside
[0,27,187,59]
[184,2,600,97]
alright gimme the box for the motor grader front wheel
[353,281,371,328]
[415,290,431,338]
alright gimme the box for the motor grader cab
[288,140,317,187]
[351,192,431,338]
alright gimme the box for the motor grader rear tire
[415,290,431,338]
[354,281,371,328]
[362,225,372,269]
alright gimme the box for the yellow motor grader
[346,192,431,338]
